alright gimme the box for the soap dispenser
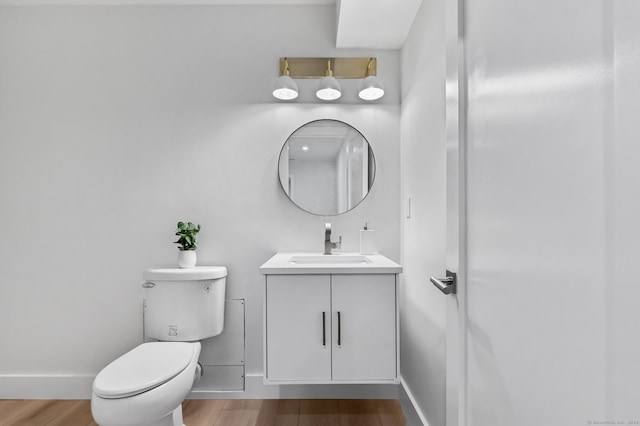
[359,222,376,255]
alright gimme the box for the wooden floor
[0,399,406,426]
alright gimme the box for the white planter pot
[177,250,197,269]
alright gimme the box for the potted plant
[174,221,200,268]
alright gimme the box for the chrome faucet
[324,222,342,255]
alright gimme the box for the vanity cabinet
[264,274,397,384]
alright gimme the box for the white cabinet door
[331,274,397,381]
[265,275,331,381]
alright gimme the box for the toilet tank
[142,266,227,341]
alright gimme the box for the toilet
[91,266,227,426]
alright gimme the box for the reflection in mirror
[278,119,375,216]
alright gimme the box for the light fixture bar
[279,57,377,79]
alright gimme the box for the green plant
[174,221,201,251]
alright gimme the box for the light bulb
[358,75,385,100]
[316,76,342,101]
[272,75,298,100]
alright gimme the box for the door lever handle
[430,270,457,295]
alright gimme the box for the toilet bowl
[91,342,201,426]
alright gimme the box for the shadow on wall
[400,289,447,426]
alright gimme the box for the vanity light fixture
[272,57,383,102]
[358,58,385,101]
[316,60,342,101]
[272,58,299,100]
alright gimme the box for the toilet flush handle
[141,282,155,288]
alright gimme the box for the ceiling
[0,0,422,49]
[336,0,422,49]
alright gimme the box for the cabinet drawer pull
[337,311,342,346]
[322,311,326,346]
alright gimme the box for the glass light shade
[316,76,342,101]
[272,75,299,100]
[358,75,385,100]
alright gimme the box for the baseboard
[0,375,94,399]
[0,373,400,401]
[189,373,401,399]
[399,376,429,426]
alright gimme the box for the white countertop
[259,252,403,275]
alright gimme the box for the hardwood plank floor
[0,400,98,426]
[0,399,406,426]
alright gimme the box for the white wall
[400,0,447,425]
[0,5,401,398]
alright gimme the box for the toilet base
[91,402,185,426]
[171,405,185,426]
[151,406,184,426]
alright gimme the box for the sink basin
[259,252,402,274]
[289,254,371,264]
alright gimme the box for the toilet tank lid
[143,266,227,281]
[93,342,198,399]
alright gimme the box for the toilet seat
[93,342,197,399]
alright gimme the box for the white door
[265,275,331,381]
[458,0,640,425]
[331,274,397,381]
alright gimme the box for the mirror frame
[277,119,376,216]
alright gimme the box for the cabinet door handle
[322,311,326,346]
[337,311,342,346]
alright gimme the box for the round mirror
[278,119,376,216]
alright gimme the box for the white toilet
[91,266,227,426]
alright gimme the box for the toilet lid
[93,342,196,399]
